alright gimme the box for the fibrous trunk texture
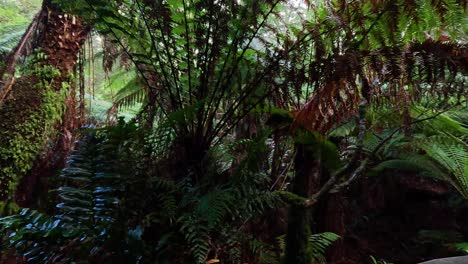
[0,0,89,206]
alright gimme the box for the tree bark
[13,0,89,206]
[284,144,319,264]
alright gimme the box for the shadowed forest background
[0,0,467,263]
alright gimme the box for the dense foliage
[0,0,41,54]
[0,0,466,263]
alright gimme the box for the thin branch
[303,103,462,207]
[271,148,296,191]
[303,99,368,207]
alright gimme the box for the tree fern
[2,0,465,263]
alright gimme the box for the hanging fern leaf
[112,74,146,110]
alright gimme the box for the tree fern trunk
[12,0,89,206]
[284,144,318,264]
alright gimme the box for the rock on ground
[419,256,468,264]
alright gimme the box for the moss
[0,200,20,216]
[277,191,307,207]
[0,75,67,200]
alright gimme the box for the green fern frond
[370,154,446,179]
[277,232,340,263]
[411,106,468,136]
[363,130,407,159]
[0,123,146,263]
[0,29,25,52]
[113,75,146,110]
[179,215,210,264]
[195,188,235,228]
[329,120,357,138]
[418,136,468,198]
[446,109,468,125]
[308,232,341,263]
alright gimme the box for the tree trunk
[313,168,347,263]
[12,0,89,206]
[284,144,319,264]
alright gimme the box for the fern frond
[0,123,146,263]
[113,75,146,110]
[410,106,468,136]
[0,30,25,52]
[418,135,468,198]
[195,188,235,228]
[179,215,210,264]
[276,232,340,263]
[308,232,341,263]
[329,120,357,138]
[370,154,446,179]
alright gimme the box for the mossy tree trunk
[16,0,89,206]
[284,143,319,264]
[0,0,89,207]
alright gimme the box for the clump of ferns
[142,132,283,263]
[1,120,333,263]
[145,170,282,263]
[0,121,149,263]
[356,105,468,199]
